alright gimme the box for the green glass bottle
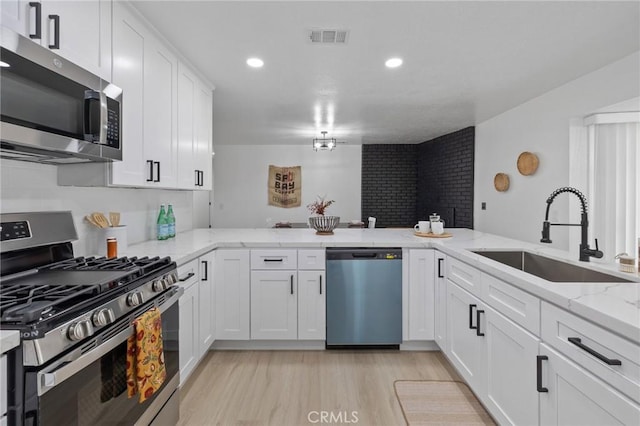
[157,204,169,240]
[167,204,176,238]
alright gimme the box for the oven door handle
[37,288,182,396]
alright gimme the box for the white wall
[212,145,361,228]
[474,52,640,251]
[0,160,196,256]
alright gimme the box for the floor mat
[394,380,495,425]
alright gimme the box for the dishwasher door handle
[351,253,377,258]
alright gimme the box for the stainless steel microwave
[0,27,122,164]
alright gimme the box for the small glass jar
[107,237,118,259]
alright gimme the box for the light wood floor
[178,350,462,426]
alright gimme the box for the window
[571,109,639,260]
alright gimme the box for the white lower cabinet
[407,249,435,340]
[446,280,484,390]
[539,343,640,425]
[434,254,447,349]
[483,305,539,425]
[297,270,326,340]
[198,251,215,356]
[214,249,250,340]
[250,271,297,339]
[446,277,540,425]
[178,268,199,385]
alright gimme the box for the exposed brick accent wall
[361,127,474,229]
[416,127,475,228]
[361,144,418,227]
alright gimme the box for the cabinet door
[539,344,640,426]
[110,3,145,186]
[298,270,326,340]
[1,0,35,38]
[176,62,197,189]
[194,83,213,190]
[40,0,111,80]
[250,271,297,340]
[484,307,539,425]
[446,280,484,390]
[143,37,178,188]
[178,281,198,386]
[408,250,435,340]
[198,251,215,355]
[214,250,250,340]
[434,254,447,350]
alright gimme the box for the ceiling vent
[309,29,349,44]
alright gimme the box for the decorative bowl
[308,215,340,234]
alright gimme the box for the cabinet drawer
[176,259,199,289]
[447,257,482,296]
[481,272,540,335]
[298,250,326,270]
[541,301,640,404]
[251,249,297,270]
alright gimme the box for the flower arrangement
[307,196,335,216]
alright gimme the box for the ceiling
[131,1,640,146]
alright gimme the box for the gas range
[1,254,178,366]
[1,211,182,426]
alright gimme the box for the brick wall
[361,144,417,227]
[361,127,475,229]
[416,127,475,228]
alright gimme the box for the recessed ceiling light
[247,58,264,68]
[385,58,403,68]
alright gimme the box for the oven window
[29,302,179,425]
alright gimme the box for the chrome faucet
[540,187,603,262]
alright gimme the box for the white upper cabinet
[1,0,112,80]
[56,2,213,191]
[177,63,213,190]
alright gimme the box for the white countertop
[122,228,640,342]
[0,330,20,354]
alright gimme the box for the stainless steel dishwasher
[326,248,402,348]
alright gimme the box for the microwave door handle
[98,91,108,145]
[83,90,107,143]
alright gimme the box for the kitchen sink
[471,250,635,283]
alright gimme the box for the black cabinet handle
[178,272,195,282]
[568,337,622,366]
[319,275,322,295]
[469,304,477,330]
[29,2,41,39]
[263,258,283,263]
[195,170,199,186]
[199,170,204,186]
[48,15,60,49]
[438,258,444,278]
[201,260,208,281]
[153,161,160,182]
[290,274,294,295]
[536,355,549,392]
[476,309,485,336]
[146,160,154,182]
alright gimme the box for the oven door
[24,288,181,426]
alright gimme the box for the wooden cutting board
[414,231,452,238]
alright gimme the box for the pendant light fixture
[313,131,336,151]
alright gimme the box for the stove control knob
[166,273,178,285]
[127,292,144,307]
[67,320,94,341]
[152,279,166,292]
[92,308,115,327]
